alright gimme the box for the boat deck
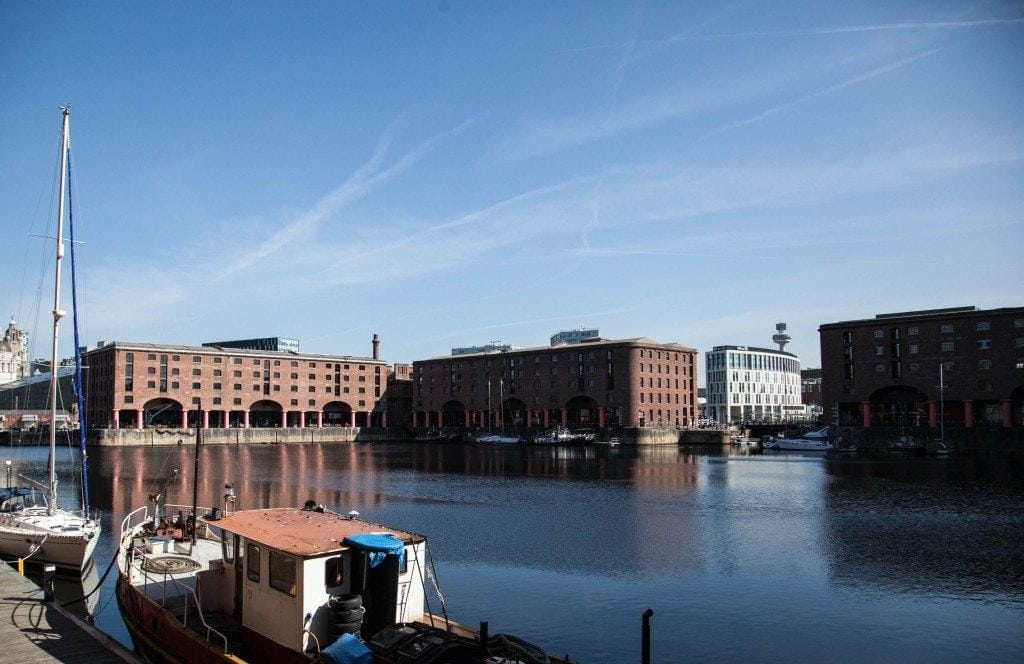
[0,562,141,663]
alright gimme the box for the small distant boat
[532,427,594,445]
[762,427,833,452]
[476,432,523,444]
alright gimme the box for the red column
[112,409,120,429]
[181,409,188,429]
[381,412,387,427]
[560,409,568,427]
[927,401,937,428]
[464,411,470,427]
[317,410,323,428]
[349,410,356,428]
[222,410,228,428]
[526,410,533,428]
[543,409,550,428]
[243,410,250,428]
[598,407,605,428]
[860,402,871,428]
[963,400,974,428]
[1003,399,1012,428]
[299,411,305,428]
[202,409,209,429]
[136,409,143,430]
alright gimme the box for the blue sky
[2,2,1022,381]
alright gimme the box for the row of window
[128,351,375,372]
[121,396,370,408]
[862,318,1024,342]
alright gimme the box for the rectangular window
[941,341,954,352]
[940,323,954,334]
[874,346,884,356]
[978,359,992,370]
[873,329,884,338]
[325,556,344,587]
[976,321,990,331]
[908,326,919,336]
[875,364,885,373]
[247,544,260,583]
[909,344,919,354]
[977,340,991,350]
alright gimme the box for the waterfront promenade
[0,563,140,663]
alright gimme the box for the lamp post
[5,460,10,488]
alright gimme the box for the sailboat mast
[48,107,70,516]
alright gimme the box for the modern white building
[704,345,802,424]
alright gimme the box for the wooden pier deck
[0,563,141,663]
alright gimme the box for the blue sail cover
[343,533,405,569]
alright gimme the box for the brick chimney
[372,333,380,360]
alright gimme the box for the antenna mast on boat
[47,107,70,517]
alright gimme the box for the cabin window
[325,556,344,587]
[222,532,236,564]
[269,550,297,596]
[247,544,261,583]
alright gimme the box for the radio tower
[772,322,791,352]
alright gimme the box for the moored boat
[116,492,566,663]
[761,427,833,452]
[0,108,99,571]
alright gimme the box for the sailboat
[0,108,100,570]
[476,379,522,444]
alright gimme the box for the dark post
[479,621,489,657]
[191,401,201,550]
[43,564,56,602]
[641,608,654,664]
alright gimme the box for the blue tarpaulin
[343,533,405,569]
[321,632,372,664]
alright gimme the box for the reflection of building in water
[821,460,1024,598]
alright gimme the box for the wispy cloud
[563,17,1024,54]
[700,48,942,138]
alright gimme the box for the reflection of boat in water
[23,558,102,619]
[116,491,565,663]
[762,427,833,452]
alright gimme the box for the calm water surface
[7,441,1023,663]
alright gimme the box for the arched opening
[323,401,353,427]
[870,386,929,427]
[501,398,528,428]
[249,400,283,428]
[142,398,183,428]
[442,401,466,428]
[566,396,600,428]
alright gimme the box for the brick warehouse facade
[412,337,698,430]
[819,306,1024,429]
[83,340,391,430]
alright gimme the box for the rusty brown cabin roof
[204,508,423,558]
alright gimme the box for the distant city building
[550,327,600,346]
[414,336,698,429]
[819,306,1024,428]
[801,368,823,419]
[0,366,76,428]
[203,337,300,353]
[451,341,520,356]
[0,319,29,385]
[704,345,802,424]
[82,336,388,430]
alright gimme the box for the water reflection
[9,441,1022,662]
[822,456,1024,602]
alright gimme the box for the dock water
[0,563,140,663]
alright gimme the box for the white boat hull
[0,509,100,569]
[764,438,833,451]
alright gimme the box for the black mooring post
[479,621,489,657]
[641,608,654,664]
[43,564,56,602]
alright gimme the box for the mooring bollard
[641,608,654,664]
[43,564,56,602]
